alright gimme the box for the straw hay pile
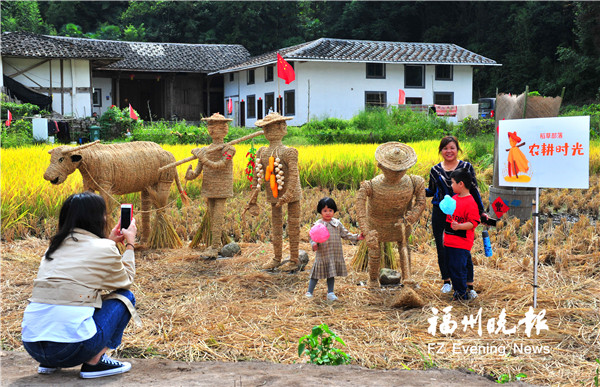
[2,180,599,385]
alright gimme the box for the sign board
[498,116,590,189]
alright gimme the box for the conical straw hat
[254,112,292,127]
[375,142,417,171]
[202,113,232,122]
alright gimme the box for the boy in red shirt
[444,168,480,300]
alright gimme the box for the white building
[213,38,500,127]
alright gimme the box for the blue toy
[439,194,456,216]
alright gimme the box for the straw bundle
[189,204,233,249]
[351,241,398,272]
[147,212,183,249]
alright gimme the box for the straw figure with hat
[245,112,302,272]
[183,113,238,258]
[355,142,426,290]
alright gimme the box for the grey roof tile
[216,37,499,73]
[1,31,121,62]
[54,36,250,73]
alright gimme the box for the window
[229,73,234,82]
[405,65,425,88]
[284,90,295,116]
[435,65,453,81]
[265,66,274,82]
[247,95,256,118]
[365,91,387,108]
[265,92,274,115]
[247,69,255,85]
[434,92,454,105]
[366,63,386,79]
[92,88,102,107]
[405,97,422,105]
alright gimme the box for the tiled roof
[215,38,499,73]
[54,36,250,73]
[1,32,122,64]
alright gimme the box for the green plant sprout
[412,344,437,369]
[298,323,351,365]
[594,358,599,387]
[494,372,527,384]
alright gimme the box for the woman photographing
[22,192,139,379]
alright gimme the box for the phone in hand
[120,204,132,230]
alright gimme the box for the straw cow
[43,140,187,243]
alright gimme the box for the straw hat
[254,112,292,127]
[375,142,417,171]
[508,131,521,142]
[202,113,232,122]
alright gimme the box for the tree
[1,1,48,34]
[557,2,600,103]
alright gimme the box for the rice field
[1,140,600,385]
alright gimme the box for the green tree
[1,1,48,33]
[557,2,600,103]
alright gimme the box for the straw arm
[355,180,371,235]
[158,131,264,172]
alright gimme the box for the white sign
[498,116,590,189]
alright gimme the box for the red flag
[398,89,405,105]
[227,98,233,114]
[129,104,138,120]
[492,196,510,218]
[277,53,295,84]
[5,110,12,127]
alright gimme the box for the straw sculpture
[245,112,302,272]
[355,142,426,288]
[182,113,241,258]
[43,140,188,247]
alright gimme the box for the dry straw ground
[2,180,599,386]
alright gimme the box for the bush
[1,119,34,147]
[1,101,50,119]
[98,105,143,140]
[560,103,600,139]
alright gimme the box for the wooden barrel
[489,185,535,221]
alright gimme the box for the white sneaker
[441,283,452,294]
[38,365,59,374]
[305,292,313,298]
[468,289,478,299]
[326,292,338,301]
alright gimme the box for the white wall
[91,77,113,116]
[224,61,474,127]
[2,57,92,117]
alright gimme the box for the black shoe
[80,354,131,379]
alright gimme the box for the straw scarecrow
[355,142,426,287]
[245,112,301,272]
[185,113,236,258]
[43,141,188,247]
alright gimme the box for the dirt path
[1,350,511,386]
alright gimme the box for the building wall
[2,57,92,117]
[91,77,113,116]
[224,61,474,127]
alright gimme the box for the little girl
[306,197,364,301]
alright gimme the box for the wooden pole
[523,85,529,119]
[60,59,64,116]
[158,130,264,172]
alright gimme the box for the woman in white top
[22,192,138,379]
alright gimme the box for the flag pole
[277,55,280,113]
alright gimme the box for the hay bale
[390,287,424,309]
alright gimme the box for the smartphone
[120,204,132,230]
